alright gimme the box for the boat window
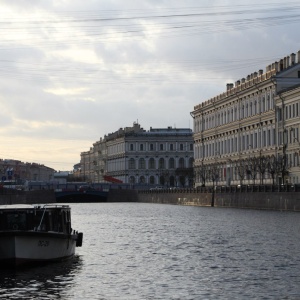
[7,213,27,230]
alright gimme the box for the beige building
[191,50,300,187]
[0,159,54,182]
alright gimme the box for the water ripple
[1,204,300,299]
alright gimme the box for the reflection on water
[0,255,83,299]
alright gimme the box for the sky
[0,0,300,171]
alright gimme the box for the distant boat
[0,204,83,268]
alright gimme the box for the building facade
[0,159,55,182]
[191,50,300,187]
[80,123,194,186]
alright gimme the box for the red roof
[103,175,123,183]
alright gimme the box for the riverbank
[137,190,300,211]
[1,189,300,211]
[0,190,55,205]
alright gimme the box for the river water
[0,203,300,299]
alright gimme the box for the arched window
[179,158,185,168]
[149,158,155,169]
[188,158,193,168]
[129,158,135,169]
[169,176,175,187]
[150,176,155,185]
[138,158,145,169]
[158,158,165,169]
[139,176,145,183]
[169,158,175,169]
[267,94,270,110]
[129,176,135,183]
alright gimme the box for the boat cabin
[0,205,73,235]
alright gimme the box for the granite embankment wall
[137,190,300,211]
[0,190,56,205]
[1,189,300,211]
[107,189,139,202]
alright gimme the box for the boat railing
[36,204,70,232]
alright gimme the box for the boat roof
[0,204,34,209]
[0,204,70,210]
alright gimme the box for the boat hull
[0,231,78,267]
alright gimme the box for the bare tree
[257,155,268,185]
[236,159,247,185]
[207,163,220,188]
[277,153,290,185]
[246,156,259,185]
[195,163,207,187]
[267,155,281,185]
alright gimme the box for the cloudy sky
[0,0,300,171]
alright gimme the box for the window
[129,158,135,169]
[158,158,165,169]
[150,143,154,151]
[180,144,184,151]
[129,176,135,184]
[170,144,174,151]
[169,158,175,169]
[150,176,155,185]
[149,158,155,169]
[190,143,193,151]
[140,144,144,151]
[138,158,145,169]
[130,144,134,151]
[179,158,185,168]
[160,144,164,151]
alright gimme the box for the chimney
[279,59,284,71]
[297,50,300,63]
[290,53,296,65]
[283,57,287,69]
[226,83,234,90]
[254,72,258,77]
[259,69,263,76]
[241,78,246,83]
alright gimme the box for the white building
[81,123,194,187]
[191,50,300,187]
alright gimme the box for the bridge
[55,190,109,203]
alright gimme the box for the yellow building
[191,50,300,187]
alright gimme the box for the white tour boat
[0,204,83,267]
